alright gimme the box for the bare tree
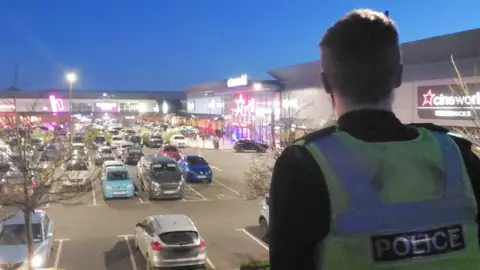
[244,98,324,199]
[0,95,99,270]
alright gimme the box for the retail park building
[184,28,480,142]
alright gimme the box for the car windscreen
[173,135,185,140]
[151,135,162,140]
[159,231,199,245]
[105,164,123,170]
[187,156,208,166]
[72,145,84,151]
[130,136,141,143]
[151,163,178,173]
[100,148,112,154]
[67,162,88,171]
[94,137,106,143]
[127,148,142,154]
[31,138,43,144]
[0,223,43,245]
[73,137,85,143]
[163,146,178,152]
[112,137,122,141]
[106,171,129,181]
[121,144,133,149]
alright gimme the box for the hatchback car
[101,166,134,199]
[134,214,206,269]
[178,155,212,183]
[159,145,181,161]
[234,139,269,153]
[0,210,55,269]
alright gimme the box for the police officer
[269,9,480,270]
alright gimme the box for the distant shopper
[269,9,480,270]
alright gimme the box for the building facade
[269,28,480,132]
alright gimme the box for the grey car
[134,214,206,270]
[0,210,55,269]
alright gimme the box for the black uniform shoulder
[408,122,472,148]
[293,125,337,145]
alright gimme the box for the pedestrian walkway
[187,138,234,150]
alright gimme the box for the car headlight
[105,185,112,189]
[31,254,44,268]
[207,169,212,174]
[127,184,133,189]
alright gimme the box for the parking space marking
[185,185,208,200]
[53,238,70,269]
[119,234,138,270]
[211,166,222,172]
[235,229,269,250]
[180,199,212,203]
[213,180,244,199]
[206,257,216,269]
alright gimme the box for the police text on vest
[371,225,465,262]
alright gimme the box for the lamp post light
[66,72,77,144]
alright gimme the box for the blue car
[178,155,212,183]
[101,166,135,199]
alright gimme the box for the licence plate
[114,191,126,195]
[197,175,206,179]
[164,190,177,194]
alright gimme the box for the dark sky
[0,0,478,91]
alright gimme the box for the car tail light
[151,241,162,250]
[199,239,206,248]
[31,180,37,188]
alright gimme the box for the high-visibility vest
[297,127,480,269]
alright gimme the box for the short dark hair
[320,9,400,104]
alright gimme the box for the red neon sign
[234,94,255,116]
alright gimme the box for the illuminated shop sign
[96,101,117,112]
[0,104,15,110]
[417,84,480,119]
[227,74,248,88]
[49,95,65,112]
[233,94,255,116]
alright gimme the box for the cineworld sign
[417,84,480,120]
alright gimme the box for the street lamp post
[66,72,77,144]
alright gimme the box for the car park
[0,210,55,269]
[137,155,185,200]
[101,165,134,199]
[134,214,206,269]
[115,142,133,158]
[121,147,143,165]
[259,195,270,241]
[62,159,91,190]
[159,145,181,161]
[233,139,269,153]
[144,134,164,148]
[94,146,115,166]
[170,134,187,148]
[178,155,212,183]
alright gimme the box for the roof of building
[0,89,186,100]
[269,28,480,85]
[183,79,281,95]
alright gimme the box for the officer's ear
[321,72,332,94]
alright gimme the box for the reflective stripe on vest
[312,131,476,236]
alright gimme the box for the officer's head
[319,9,402,115]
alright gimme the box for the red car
[159,145,181,161]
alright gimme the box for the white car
[115,143,133,158]
[259,195,270,241]
[170,135,187,148]
[110,136,124,149]
[62,159,91,190]
[103,160,125,170]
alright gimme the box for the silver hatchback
[134,214,206,269]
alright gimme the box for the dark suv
[233,139,269,153]
[143,134,164,148]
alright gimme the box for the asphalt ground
[0,146,271,270]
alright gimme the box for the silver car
[134,214,206,269]
[0,210,55,269]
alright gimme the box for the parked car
[144,134,164,148]
[137,155,184,200]
[159,145,181,161]
[101,165,134,199]
[134,214,206,269]
[94,146,115,166]
[0,169,38,204]
[259,195,270,241]
[110,136,124,149]
[30,137,46,151]
[233,139,269,153]
[61,159,91,190]
[103,160,125,171]
[170,135,187,148]
[115,143,133,158]
[178,155,212,183]
[128,135,142,148]
[0,210,55,269]
[121,147,143,165]
[72,135,86,145]
[92,135,108,149]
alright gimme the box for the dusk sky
[0,0,478,92]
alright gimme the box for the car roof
[103,160,124,166]
[151,214,197,233]
[148,155,175,163]
[106,166,128,172]
[72,143,84,146]
[99,146,111,150]
[185,155,204,159]
[2,210,46,225]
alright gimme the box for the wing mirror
[135,223,143,228]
